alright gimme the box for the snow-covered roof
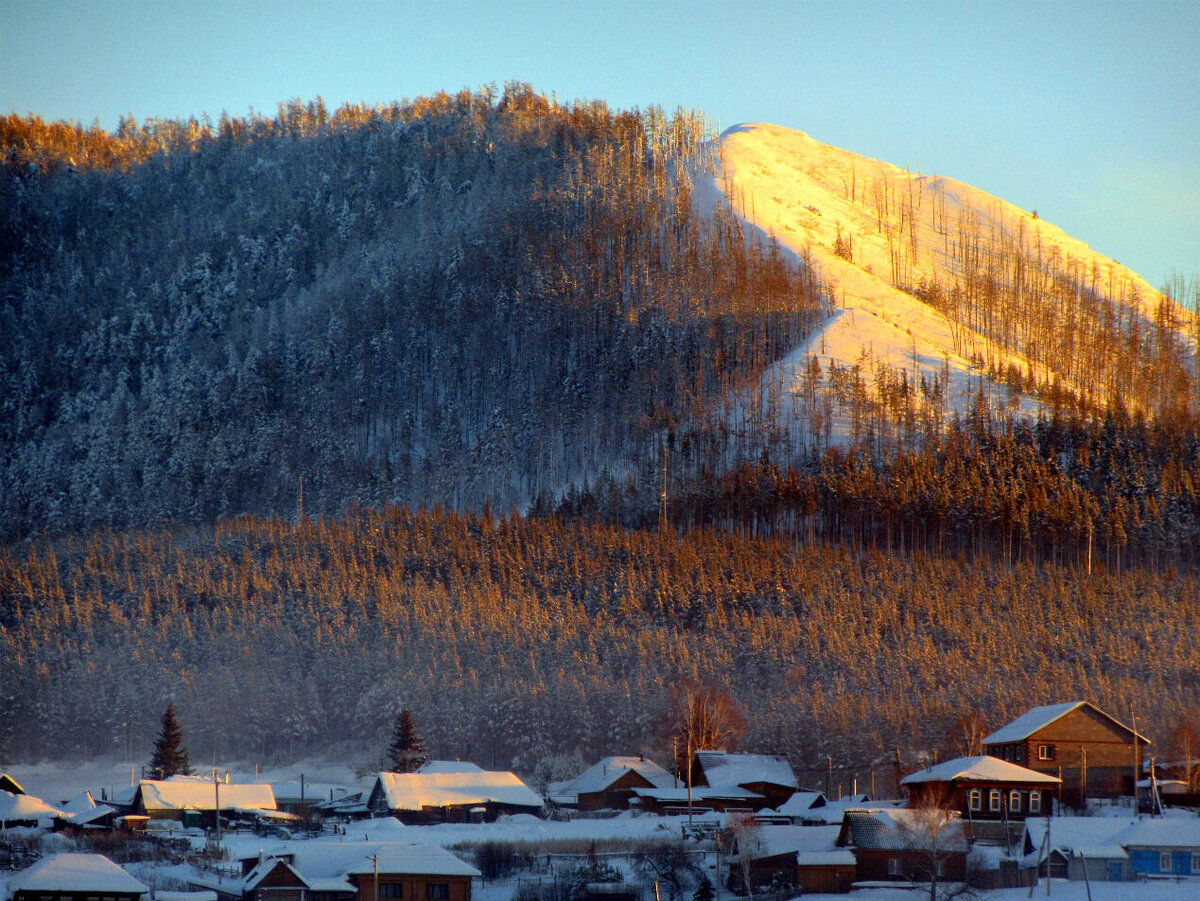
[1025,815,1200,857]
[373,771,542,811]
[774,791,827,816]
[901,755,1061,786]
[983,702,1146,745]
[343,845,481,878]
[267,780,360,804]
[136,780,277,812]
[8,853,149,895]
[0,788,65,822]
[555,757,674,799]
[695,752,798,790]
[243,858,310,891]
[633,786,761,802]
[0,774,26,795]
[738,824,843,860]
[841,808,969,852]
[417,761,484,775]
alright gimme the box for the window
[1029,791,1041,814]
[989,789,1002,812]
[426,885,449,901]
[934,860,946,877]
[968,789,981,811]
[1037,744,1055,761]
[1009,790,1021,812]
[380,885,403,899]
[1159,852,1172,873]
[887,858,902,876]
[1191,852,1200,874]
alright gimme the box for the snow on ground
[700,122,1197,445]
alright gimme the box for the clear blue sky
[4,0,1197,290]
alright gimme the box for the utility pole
[213,768,222,848]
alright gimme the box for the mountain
[701,123,1198,446]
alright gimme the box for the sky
[3,0,1198,292]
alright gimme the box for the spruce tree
[387,709,428,773]
[149,702,192,779]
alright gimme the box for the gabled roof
[8,853,149,895]
[136,779,277,812]
[372,771,542,811]
[0,773,26,795]
[243,858,310,891]
[59,791,117,825]
[555,756,674,798]
[775,791,827,816]
[695,752,798,790]
[1024,816,1200,857]
[902,755,1061,786]
[264,840,481,881]
[983,702,1148,745]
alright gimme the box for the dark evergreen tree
[149,702,191,778]
[387,709,428,773]
[693,877,714,901]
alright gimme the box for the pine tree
[149,702,191,779]
[387,709,428,773]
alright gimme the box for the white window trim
[1029,791,1041,813]
[1159,852,1172,873]
[1009,790,1021,812]
[989,789,1002,812]
[1038,744,1054,761]
[888,857,902,876]
[1191,851,1200,874]
[968,789,981,811]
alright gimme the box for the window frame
[887,857,902,876]
[1159,852,1172,873]
[989,788,1002,812]
[1009,790,1021,812]
[1037,744,1055,761]
[1028,791,1041,814]
[1191,851,1200,874]
[425,885,450,901]
[968,788,981,811]
[380,885,403,900]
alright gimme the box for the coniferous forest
[1,86,1198,774]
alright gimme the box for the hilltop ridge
[704,123,1197,438]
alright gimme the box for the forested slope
[1,509,1196,782]
[1,87,823,539]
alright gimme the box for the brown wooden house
[201,858,310,901]
[730,825,855,895]
[548,756,675,812]
[343,846,480,901]
[836,808,968,885]
[901,756,1061,826]
[691,751,799,810]
[982,702,1148,807]
[8,853,149,901]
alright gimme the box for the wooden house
[691,751,799,810]
[7,853,148,901]
[730,825,854,895]
[129,778,278,825]
[982,702,1148,807]
[365,771,542,823]
[343,845,481,901]
[901,755,1060,829]
[836,808,968,885]
[548,756,674,811]
[1,787,64,830]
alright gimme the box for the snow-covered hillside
[702,123,1197,443]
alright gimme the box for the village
[3,701,1199,901]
